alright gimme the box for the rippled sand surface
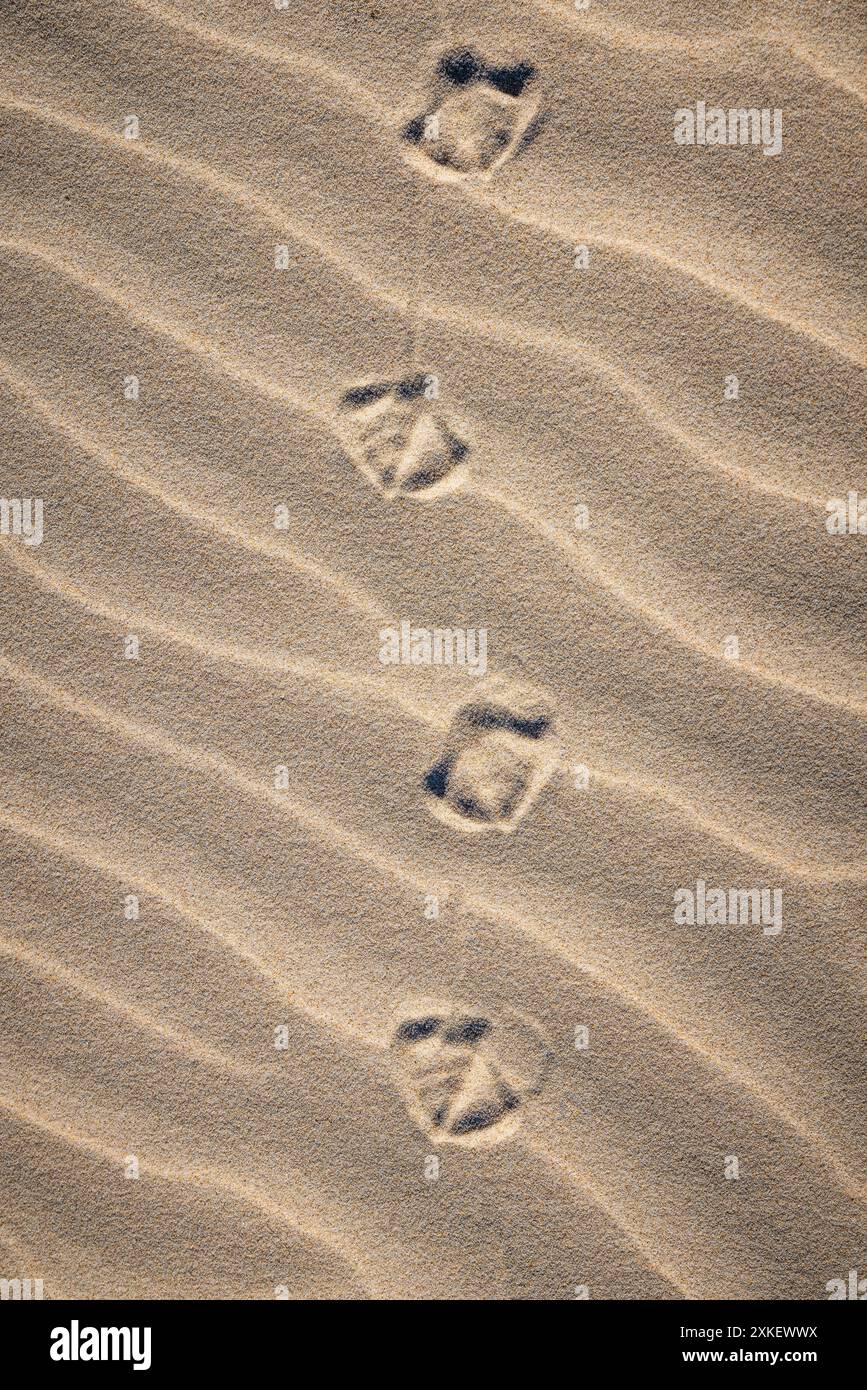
[0,0,864,1299]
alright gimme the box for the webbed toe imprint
[389,1002,550,1146]
[338,374,470,500]
[402,48,541,180]
[424,682,560,834]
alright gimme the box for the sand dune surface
[0,0,864,1299]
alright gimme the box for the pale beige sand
[0,0,864,1299]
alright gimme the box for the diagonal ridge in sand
[117,1,866,361]
[2,8,863,1297]
[0,1084,379,1296]
[530,0,867,104]
[0,538,433,724]
[0,258,854,717]
[0,98,842,501]
[0,804,375,1050]
[0,356,384,624]
[1,650,863,1209]
[471,481,867,718]
[0,98,842,507]
[3,539,861,881]
[522,1138,696,1297]
[0,818,727,1301]
[0,932,264,1082]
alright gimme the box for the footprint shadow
[424,682,560,834]
[402,46,541,180]
[338,373,470,500]
[389,1000,550,1146]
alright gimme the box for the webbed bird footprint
[424,682,561,834]
[338,374,470,500]
[389,1003,550,1146]
[403,48,540,180]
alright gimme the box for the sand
[0,0,864,1300]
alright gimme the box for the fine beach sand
[0,0,864,1299]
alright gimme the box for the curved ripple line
[0,233,331,422]
[0,540,441,731]
[4,537,858,882]
[130,0,395,123]
[0,932,258,1081]
[531,0,867,103]
[115,4,864,362]
[0,1086,378,1296]
[470,480,866,718]
[470,184,864,369]
[521,1137,695,1298]
[785,39,866,103]
[581,760,866,885]
[0,87,402,347]
[0,1073,670,1299]
[0,650,436,899]
[0,355,384,625]
[0,96,828,517]
[0,95,836,508]
[1,235,837,680]
[1,651,861,1206]
[0,326,848,746]
[0,804,375,1050]
[0,831,688,1284]
[475,893,866,1211]
[0,817,697,1288]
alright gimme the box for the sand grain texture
[0,0,864,1299]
